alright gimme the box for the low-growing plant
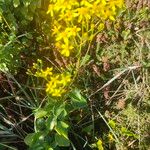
[24,0,125,149]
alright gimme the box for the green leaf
[55,105,65,118]
[48,148,53,150]
[36,118,46,131]
[69,89,87,109]
[13,0,20,8]
[55,134,70,147]
[58,109,67,120]
[24,133,35,146]
[55,121,69,139]
[35,109,47,119]
[46,115,56,131]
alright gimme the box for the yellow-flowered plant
[28,0,124,97]
[27,59,71,97]
[47,0,124,57]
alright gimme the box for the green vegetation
[0,0,150,150]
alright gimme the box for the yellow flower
[55,42,62,49]
[46,72,71,97]
[96,139,104,150]
[46,76,59,94]
[82,32,89,41]
[34,67,53,79]
[51,88,66,97]
[108,133,114,141]
[49,75,60,87]
[54,0,78,13]
[47,4,55,16]
[109,0,124,8]
[80,0,92,7]
[59,10,78,21]
[66,26,81,37]
[101,0,107,5]
[59,73,71,86]
[90,23,95,30]
[102,9,116,21]
[76,7,91,22]
[41,67,53,78]
[56,31,69,43]
[52,25,61,35]
[61,42,74,57]
[109,15,115,21]
[98,23,105,31]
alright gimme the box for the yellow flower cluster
[47,0,124,57]
[46,73,71,97]
[34,67,53,80]
[28,59,71,97]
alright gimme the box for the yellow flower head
[46,72,71,97]
[66,26,81,37]
[60,42,74,57]
[76,7,91,22]
[59,73,71,86]
[108,133,114,141]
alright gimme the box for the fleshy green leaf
[46,115,56,131]
[55,105,65,118]
[24,133,35,146]
[55,121,69,139]
[58,109,67,120]
[35,109,47,119]
[55,133,70,147]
